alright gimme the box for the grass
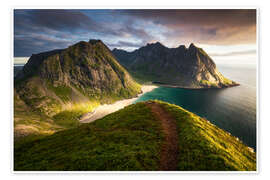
[14,102,163,171]
[14,89,99,140]
[222,76,234,85]
[52,101,99,128]
[14,100,256,171]
[14,90,61,134]
[157,100,256,171]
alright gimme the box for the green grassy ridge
[14,101,256,171]
[14,102,164,171]
[157,100,256,171]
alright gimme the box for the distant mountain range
[113,42,238,88]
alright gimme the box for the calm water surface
[135,64,257,150]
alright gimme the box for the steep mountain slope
[113,42,238,88]
[14,40,141,137]
[14,101,256,171]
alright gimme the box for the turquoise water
[135,64,257,150]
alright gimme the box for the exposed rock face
[113,42,238,88]
[15,40,141,116]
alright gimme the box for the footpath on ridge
[145,101,179,171]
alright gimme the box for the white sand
[79,85,157,123]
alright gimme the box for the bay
[135,63,257,150]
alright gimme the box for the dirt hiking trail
[145,102,179,171]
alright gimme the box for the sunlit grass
[14,100,256,171]
[199,79,219,87]
[53,101,100,128]
[156,100,256,171]
[14,102,163,171]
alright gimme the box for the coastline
[79,85,157,123]
[152,82,240,90]
[79,81,240,124]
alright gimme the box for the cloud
[14,9,99,33]
[108,40,145,49]
[14,9,256,57]
[120,9,256,29]
[121,9,256,45]
[14,9,156,56]
[14,34,73,57]
[118,25,154,43]
[209,49,256,57]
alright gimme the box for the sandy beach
[79,85,157,123]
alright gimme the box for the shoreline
[79,85,157,123]
[79,82,240,123]
[152,82,240,90]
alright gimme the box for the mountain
[14,66,24,77]
[14,40,141,137]
[14,100,256,171]
[112,42,239,88]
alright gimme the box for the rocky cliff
[113,42,238,88]
[15,40,141,116]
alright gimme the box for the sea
[135,62,257,150]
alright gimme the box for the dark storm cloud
[14,9,99,33]
[121,9,256,45]
[14,33,73,57]
[14,9,256,57]
[14,9,98,56]
[121,9,256,27]
[14,9,155,56]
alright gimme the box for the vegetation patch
[47,82,72,102]
[157,100,256,171]
[222,77,234,85]
[14,100,256,171]
[14,102,163,171]
[52,101,99,128]
[200,80,219,88]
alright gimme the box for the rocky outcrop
[112,42,238,88]
[15,40,141,116]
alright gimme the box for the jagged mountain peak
[113,42,238,88]
[89,39,102,44]
[112,48,127,52]
[188,43,197,50]
[67,40,111,54]
[70,39,108,49]
[177,45,187,50]
[146,41,165,48]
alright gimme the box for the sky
[14,9,257,64]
